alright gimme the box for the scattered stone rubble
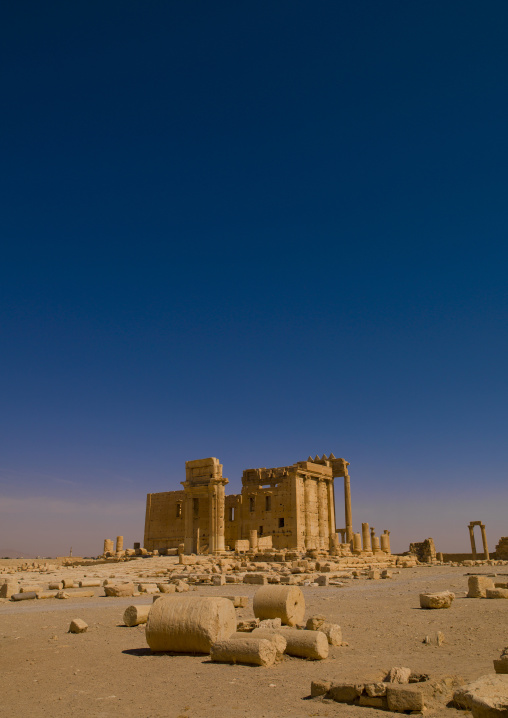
[311,669,465,713]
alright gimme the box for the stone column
[304,477,315,550]
[317,479,328,550]
[352,532,362,554]
[372,536,381,553]
[184,494,194,555]
[115,536,123,553]
[469,523,477,560]
[103,538,113,555]
[380,530,391,553]
[216,482,226,552]
[344,473,353,543]
[249,529,258,551]
[480,524,489,560]
[209,485,217,554]
[362,523,372,553]
[326,479,336,551]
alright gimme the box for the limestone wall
[144,456,339,554]
[144,490,185,551]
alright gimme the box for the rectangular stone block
[467,575,495,598]
[329,683,363,703]
[310,680,331,697]
[243,574,267,585]
[386,686,424,712]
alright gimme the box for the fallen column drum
[253,585,305,626]
[145,596,236,653]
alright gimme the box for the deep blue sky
[1,1,507,556]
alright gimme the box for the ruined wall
[224,494,242,549]
[144,456,338,554]
[144,490,185,551]
[239,467,298,550]
[408,538,437,563]
[495,537,508,560]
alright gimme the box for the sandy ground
[1,561,506,717]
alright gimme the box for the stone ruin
[143,455,393,560]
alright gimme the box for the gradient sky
[1,1,507,557]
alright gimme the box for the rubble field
[1,557,507,717]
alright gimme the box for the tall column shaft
[217,483,226,552]
[469,525,477,560]
[480,525,489,560]
[209,486,217,554]
[304,478,313,549]
[326,479,336,550]
[317,479,328,550]
[184,494,194,554]
[362,522,372,552]
[344,473,353,543]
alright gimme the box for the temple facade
[144,454,357,554]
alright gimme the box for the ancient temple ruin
[144,455,391,556]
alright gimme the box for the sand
[1,560,506,717]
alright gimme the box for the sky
[1,1,507,557]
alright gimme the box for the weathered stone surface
[454,675,508,716]
[358,695,386,708]
[468,575,495,598]
[146,596,236,653]
[486,588,508,599]
[387,667,411,684]
[386,685,424,712]
[494,648,508,674]
[419,590,455,609]
[320,622,342,646]
[306,615,326,631]
[69,619,88,633]
[329,683,363,702]
[494,659,508,675]
[11,591,37,601]
[310,680,331,697]
[158,583,176,593]
[365,682,387,697]
[259,617,281,629]
[210,637,277,667]
[0,581,18,598]
[104,583,135,597]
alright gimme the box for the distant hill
[0,548,33,559]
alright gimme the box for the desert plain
[1,557,507,717]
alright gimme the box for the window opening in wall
[259,526,263,535]
[279,517,284,528]
[249,497,255,512]
[176,503,182,518]
[193,498,199,517]
[265,495,271,512]
[228,506,235,521]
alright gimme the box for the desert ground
[1,559,506,717]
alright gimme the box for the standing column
[209,485,217,554]
[469,523,477,560]
[304,477,314,549]
[317,479,328,550]
[184,494,194,555]
[216,482,226,552]
[362,523,372,553]
[344,472,353,543]
[381,530,391,553]
[326,479,336,551]
[480,524,489,560]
